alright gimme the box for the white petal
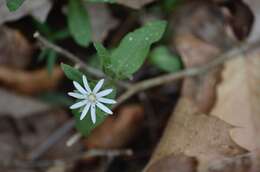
[70,100,88,109]
[90,104,96,124]
[93,79,104,93]
[97,97,116,104]
[96,102,113,115]
[83,75,91,92]
[96,89,113,98]
[68,92,85,99]
[80,103,91,120]
[73,81,87,94]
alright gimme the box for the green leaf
[47,50,57,75]
[73,83,116,136]
[50,29,70,41]
[61,63,83,84]
[110,20,167,79]
[37,48,50,62]
[150,46,182,73]
[87,0,115,3]
[88,54,102,70]
[93,42,115,77]
[39,92,74,107]
[162,0,182,12]
[32,19,53,37]
[68,0,91,47]
[6,0,25,11]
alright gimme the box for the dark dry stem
[33,32,130,89]
[34,32,105,78]
[33,31,260,160]
[116,40,260,106]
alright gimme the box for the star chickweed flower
[68,75,116,124]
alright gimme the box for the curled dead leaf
[0,66,63,95]
[0,26,32,68]
[84,104,144,149]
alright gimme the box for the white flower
[68,75,116,124]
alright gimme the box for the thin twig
[115,40,260,106]
[33,32,130,89]
[28,120,75,160]
[34,32,104,78]
[33,31,260,160]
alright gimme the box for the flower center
[88,93,96,103]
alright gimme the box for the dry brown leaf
[207,149,260,172]
[146,154,198,172]
[88,4,118,42]
[116,0,155,9]
[146,1,258,172]
[211,52,260,151]
[0,26,32,68]
[146,98,245,172]
[172,1,235,113]
[0,66,63,95]
[175,34,222,113]
[0,0,52,24]
[84,104,144,149]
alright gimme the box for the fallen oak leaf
[0,66,63,95]
[207,149,260,172]
[171,1,235,113]
[146,154,198,172]
[145,98,245,172]
[211,52,260,151]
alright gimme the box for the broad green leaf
[73,84,116,136]
[88,54,102,70]
[87,0,115,3]
[93,42,115,77]
[68,0,91,47]
[150,46,182,73]
[6,0,25,11]
[110,20,167,79]
[61,63,83,84]
[47,51,57,75]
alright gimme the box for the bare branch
[34,32,105,78]
[116,40,260,106]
